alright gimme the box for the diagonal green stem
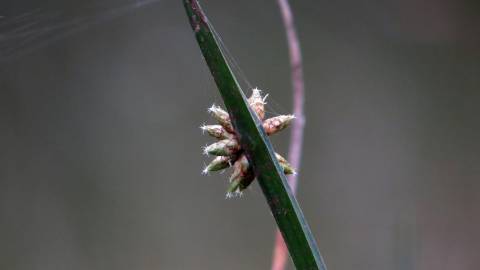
[183,1,327,269]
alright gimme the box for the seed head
[201,88,296,196]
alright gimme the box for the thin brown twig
[271,0,305,269]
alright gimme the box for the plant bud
[204,138,240,156]
[204,156,233,173]
[201,124,232,140]
[208,105,234,133]
[275,152,296,175]
[248,88,266,120]
[263,115,295,135]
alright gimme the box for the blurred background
[1,0,479,269]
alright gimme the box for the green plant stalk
[183,1,327,269]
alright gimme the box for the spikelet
[275,152,296,175]
[204,138,240,156]
[208,105,234,133]
[226,154,254,196]
[263,115,295,135]
[204,156,233,173]
[248,87,266,120]
[201,124,232,140]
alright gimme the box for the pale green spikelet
[204,156,233,173]
[275,152,296,175]
[204,138,240,156]
[201,124,233,140]
[208,104,234,133]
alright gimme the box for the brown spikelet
[263,115,295,135]
[248,87,266,120]
[226,154,254,196]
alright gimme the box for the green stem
[183,1,327,269]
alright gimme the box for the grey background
[1,0,479,269]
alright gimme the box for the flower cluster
[201,88,295,198]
